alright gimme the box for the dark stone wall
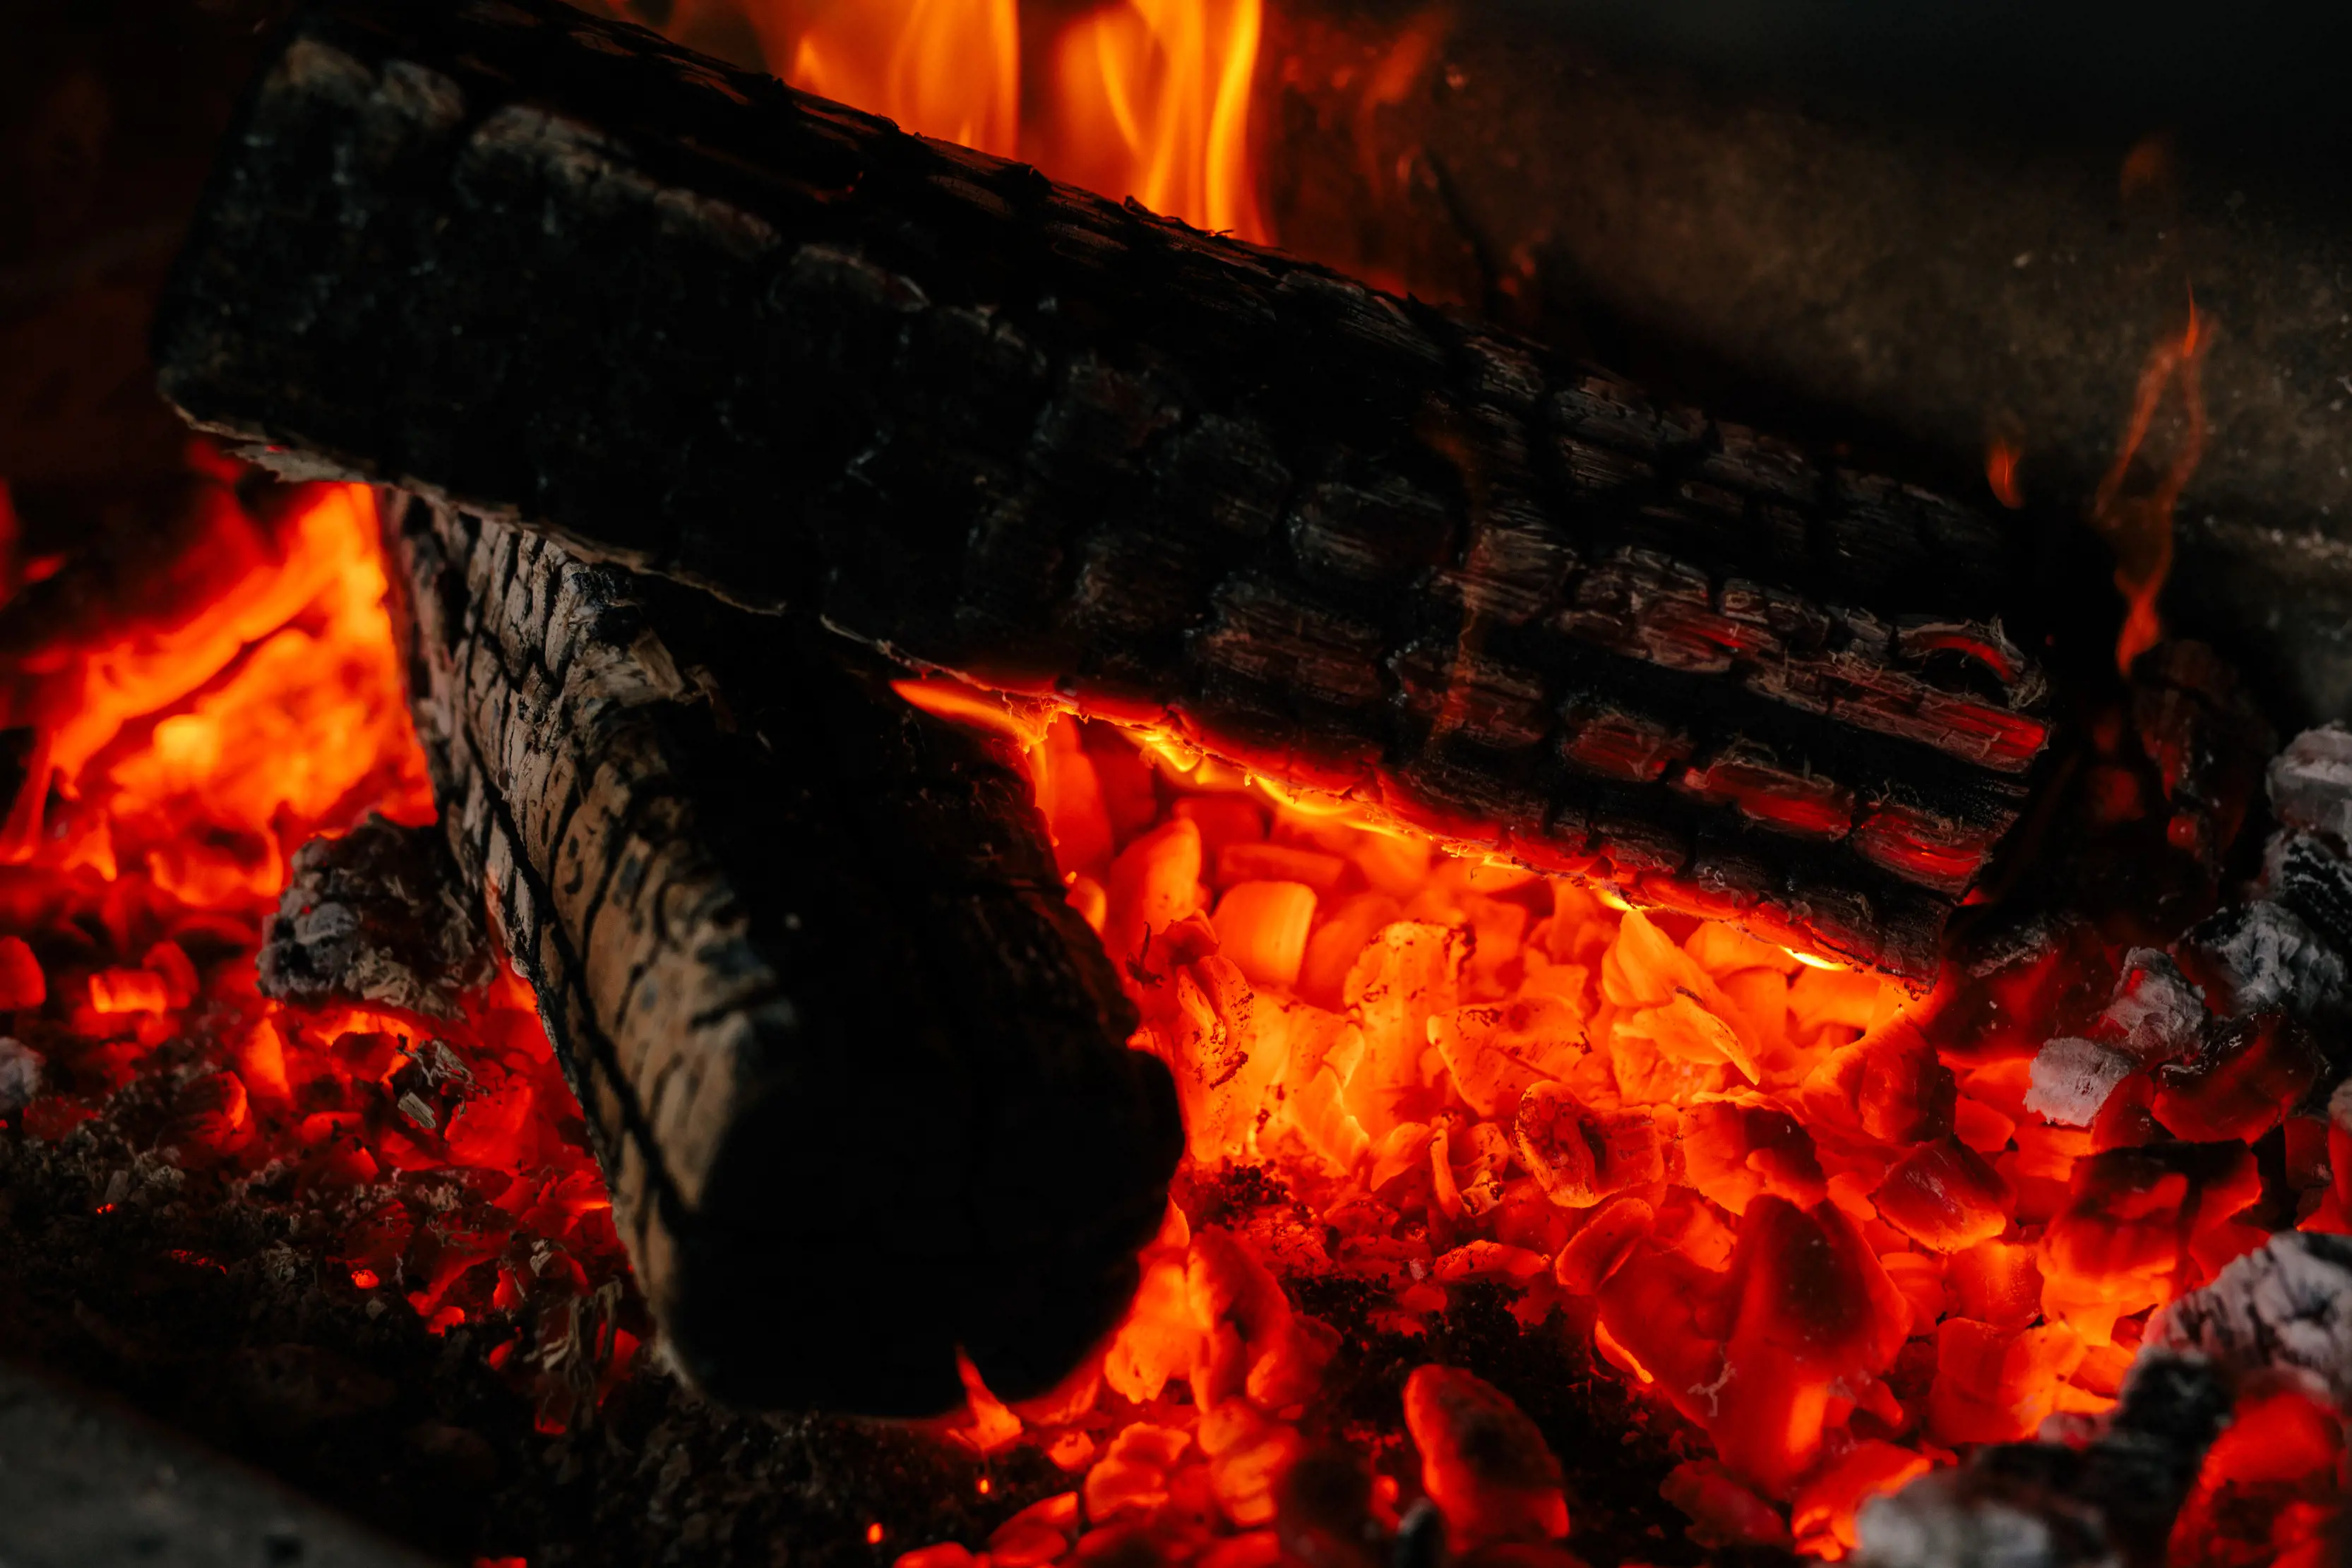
[1258,0,2352,725]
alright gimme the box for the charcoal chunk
[1856,1351,2228,1568]
[2130,640,2275,874]
[2269,724,2352,846]
[2145,1231,2352,1405]
[2174,899,2349,1026]
[2025,1037,2137,1127]
[1854,1464,2105,1568]
[257,813,493,1019]
[2260,830,2352,957]
[2097,949,2207,1060]
[2024,949,2205,1126]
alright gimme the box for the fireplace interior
[3,2,2351,1567]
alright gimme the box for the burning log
[382,495,1182,1415]
[153,0,2057,981]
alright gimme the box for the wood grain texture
[384,491,1181,1416]
[157,0,2056,976]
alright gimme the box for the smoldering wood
[258,812,492,1019]
[155,0,2056,981]
[2127,642,2276,880]
[383,493,1182,1416]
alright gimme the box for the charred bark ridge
[155,0,2055,981]
[384,493,1181,1416]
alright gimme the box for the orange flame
[756,0,1020,155]
[1047,0,1268,241]
[0,472,429,897]
[2091,298,2211,677]
[746,0,1267,241]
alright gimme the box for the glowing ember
[0,457,636,1432]
[1983,437,2025,510]
[0,413,2332,1562]
[876,702,2346,1564]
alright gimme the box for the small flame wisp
[2091,297,2212,677]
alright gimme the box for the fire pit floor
[0,1033,1709,1568]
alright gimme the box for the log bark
[383,491,1182,1416]
[155,0,2055,978]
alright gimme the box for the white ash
[0,1038,41,1113]
[2024,950,2205,1126]
[1855,1470,2101,1568]
[2177,899,2349,1022]
[2146,1231,2352,1407]
[2025,1037,2139,1126]
[2269,724,2352,847]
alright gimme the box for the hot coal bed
[5,2,2352,1567]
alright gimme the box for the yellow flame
[749,0,1267,242]
[1050,0,1267,239]
[890,677,1056,751]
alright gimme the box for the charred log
[154,0,2055,981]
[383,493,1181,1416]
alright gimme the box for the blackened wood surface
[385,493,1181,1416]
[156,0,2055,978]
